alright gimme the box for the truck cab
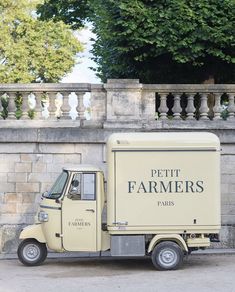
[18,166,110,265]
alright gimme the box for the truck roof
[63,165,102,172]
[107,132,220,151]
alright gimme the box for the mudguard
[147,234,188,253]
[19,224,46,243]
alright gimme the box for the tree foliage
[0,0,83,83]
[37,0,235,83]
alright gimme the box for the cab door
[62,172,97,251]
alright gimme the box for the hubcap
[158,248,177,268]
[23,243,40,262]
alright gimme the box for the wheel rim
[23,243,41,262]
[158,248,178,268]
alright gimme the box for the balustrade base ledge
[0,125,235,144]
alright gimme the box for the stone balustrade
[0,81,234,127]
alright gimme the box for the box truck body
[17,132,221,270]
[107,133,220,234]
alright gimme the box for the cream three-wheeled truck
[17,133,221,270]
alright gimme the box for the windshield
[44,171,68,199]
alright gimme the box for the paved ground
[0,253,235,292]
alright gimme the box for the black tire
[17,239,47,266]
[151,241,183,271]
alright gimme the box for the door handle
[86,209,95,213]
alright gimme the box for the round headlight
[38,210,49,222]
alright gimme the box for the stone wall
[0,79,235,254]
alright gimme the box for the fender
[19,224,46,243]
[147,234,188,253]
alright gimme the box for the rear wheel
[17,239,47,266]
[151,241,183,270]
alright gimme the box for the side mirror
[42,191,48,198]
[72,180,79,188]
[55,198,62,204]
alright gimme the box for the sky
[61,26,101,84]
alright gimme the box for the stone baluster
[34,93,42,119]
[158,94,168,120]
[7,92,16,119]
[76,92,85,121]
[227,93,235,120]
[61,92,71,119]
[199,93,209,120]
[21,92,29,119]
[213,93,222,120]
[48,92,57,120]
[172,94,181,120]
[185,94,195,120]
[0,93,3,120]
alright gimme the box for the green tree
[0,0,83,83]
[37,0,235,83]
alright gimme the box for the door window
[68,173,96,201]
[82,173,96,200]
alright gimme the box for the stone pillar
[88,86,106,128]
[61,92,71,119]
[158,94,168,120]
[186,94,196,120]
[199,93,209,120]
[34,93,42,119]
[21,92,29,119]
[76,92,85,123]
[48,92,57,120]
[227,94,235,120]
[0,93,3,120]
[141,90,156,125]
[213,93,222,120]
[172,94,181,120]
[103,79,142,128]
[7,92,16,120]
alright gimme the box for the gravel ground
[0,253,235,292]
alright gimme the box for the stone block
[7,173,27,183]
[0,173,7,182]
[76,144,103,165]
[221,204,235,216]
[20,154,39,162]
[28,173,51,183]
[221,174,235,184]
[32,162,47,173]
[218,225,235,248]
[0,183,15,192]
[0,143,37,153]
[53,154,65,163]
[0,154,20,163]
[229,184,235,193]
[0,163,14,173]
[16,183,40,193]
[15,162,32,173]
[0,224,23,253]
[221,193,235,205]
[17,203,36,214]
[0,214,34,225]
[39,143,75,154]
[47,163,65,173]
[18,193,37,204]
[0,203,17,214]
[41,182,53,192]
[221,214,235,225]
[64,154,81,164]
[43,154,53,163]
[3,193,17,203]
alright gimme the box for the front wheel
[151,241,184,271]
[17,239,47,266]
